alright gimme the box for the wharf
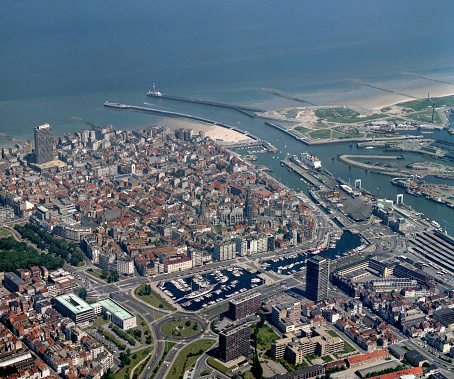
[146,92,265,113]
[281,157,321,187]
[390,178,454,208]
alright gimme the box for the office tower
[34,123,54,164]
[229,292,261,320]
[219,323,250,362]
[306,255,329,303]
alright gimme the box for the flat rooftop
[98,299,135,320]
[55,293,93,314]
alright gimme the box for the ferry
[300,152,322,169]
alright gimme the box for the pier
[146,92,265,113]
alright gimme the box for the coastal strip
[146,92,265,113]
[104,102,277,151]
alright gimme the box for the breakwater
[264,122,308,144]
[146,92,265,113]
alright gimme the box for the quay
[281,156,321,187]
[146,92,265,113]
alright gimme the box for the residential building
[219,323,251,362]
[229,292,261,320]
[34,123,54,164]
[306,255,329,303]
[213,241,235,261]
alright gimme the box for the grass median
[167,339,215,379]
[135,284,175,311]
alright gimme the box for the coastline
[2,80,454,150]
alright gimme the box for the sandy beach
[335,82,454,111]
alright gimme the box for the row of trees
[14,223,85,266]
[0,236,65,272]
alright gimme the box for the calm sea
[1,0,454,142]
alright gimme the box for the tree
[101,269,109,279]
[119,352,131,367]
[78,287,88,300]
[101,369,115,379]
[251,354,263,379]
[185,320,191,327]
[258,312,266,328]
[109,270,120,283]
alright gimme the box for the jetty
[146,91,265,113]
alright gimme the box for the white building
[98,299,137,330]
[165,257,193,273]
[235,237,248,256]
[213,241,235,261]
[117,255,134,276]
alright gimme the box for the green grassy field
[294,126,309,134]
[93,316,108,328]
[310,129,332,139]
[114,347,152,379]
[0,228,12,238]
[207,357,236,374]
[85,268,107,281]
[161,318,199,338]
[167,339,215,379]
[315,108,384,124]
[137,315,152,344]
[134,284,175,311]
[252,324,280,351]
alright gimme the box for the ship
[147,83,162,97]
[184,283,216,299]
[300,152,322,169]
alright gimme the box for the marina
[261,231,362,275]
[158,267,264,311]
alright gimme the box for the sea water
[1,0,454,229]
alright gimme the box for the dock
[146,92,265,113]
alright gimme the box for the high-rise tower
[306,255,329,303]
[34,124,54,164]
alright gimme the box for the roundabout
[155,314,208,342]
[161,318,200,338]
